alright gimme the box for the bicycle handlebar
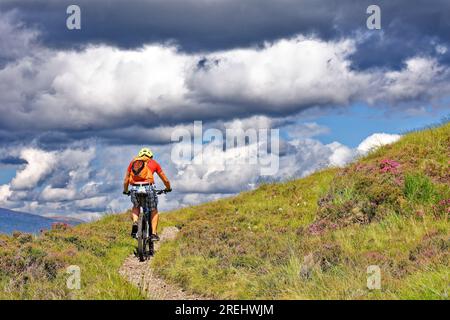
[124,189,171,196]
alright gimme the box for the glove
[164,187,172,193]
[123,190,130,196]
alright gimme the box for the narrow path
[119,226,207,300]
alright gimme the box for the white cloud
[0,145,98,213]
[0,29,448,137]
[357,133,402,154]
[435,45,447,55]
[174,141,264,194]
[0,11,39,62]
[189,37,370,107]
[73,196,108,210]
[66,212,103,222]
[11,148,57,190]
[172,124,353,196]
[0,184,12,205]
[277,138,354,179]
[0,44,191,131]
[284,122,331,139]
[169,127,400,205]
[327,142,355,167]
[40,186,77,202]
[377,58,450,104]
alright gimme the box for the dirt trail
[119,226,206,300]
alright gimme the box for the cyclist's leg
[131,207,140,223]
[148,186,159,238]
[130,191,140,237]
[151,209,159,235]
[130,191,141,222]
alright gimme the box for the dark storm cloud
[0,0,449,152]
[0,156,27,165]
[2,0,450,69]
[0,0,341,50]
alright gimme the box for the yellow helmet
[138,147,153,158]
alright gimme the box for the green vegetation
[0,214,143,299]
[404,173,438,204]
[153,122,449,299]
[0,122,448,300]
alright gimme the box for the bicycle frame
[130,188,168,262]
[136,195,153,261]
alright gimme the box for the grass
[152,122,450,299]
[0,214,143,299]
[404,173,438,204]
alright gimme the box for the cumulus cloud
[0,45,191,133]
[0,146,98,215]
[277,139,355,179]
[0,24,448,147]
[0,21,421,137]
[40,186,77,202]
[357,133,402,154]
[174,142,266,194]
[11,149,57,190]
[0,184,12,205]
[189,37,369,108]
[284,122,330,139]
[172,125,349,195]
[4,0,450,71]
[171,125,404,202]
[73,196,109,211]
[0,11,39,64]
[377,58,450,105]
[327,142,355,167]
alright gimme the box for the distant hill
[0,208,83,234]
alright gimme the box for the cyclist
[123,147,171,241]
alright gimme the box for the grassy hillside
[0,122,448,300]
[0,214,143,299]
[153,122,449,299]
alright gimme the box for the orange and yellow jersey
[127,157,162,185]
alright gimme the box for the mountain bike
[127,187,169,262]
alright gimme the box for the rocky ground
[119,226,207,300]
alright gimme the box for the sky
[0,0,449,220]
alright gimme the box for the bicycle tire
[137,211,145,262]
[146,210,154,256]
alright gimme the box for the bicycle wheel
[147,211,154,256]
[137,211,145,262]
[148,239,154,256]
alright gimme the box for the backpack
[130,157,151,181]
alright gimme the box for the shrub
[432,199,450,218]
[404,173,438,204]
[380,159,401,173]
[51,222,70,230]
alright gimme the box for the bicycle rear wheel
[137,212,145,262]
[147,237,154,256]
[147,209,154,256]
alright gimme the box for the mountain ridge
[0,207,82,234]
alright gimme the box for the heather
[153,122,449,299]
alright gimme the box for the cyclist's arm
[123,164,132,193]
[157,170,171,190]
